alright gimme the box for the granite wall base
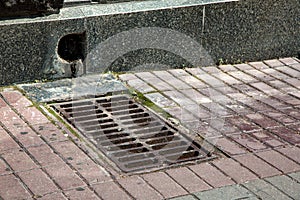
[0,0,299,85]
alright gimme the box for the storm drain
[51,94,212,173]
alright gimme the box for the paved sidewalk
[0,57,300,199]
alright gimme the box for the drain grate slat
[52,94,213,173]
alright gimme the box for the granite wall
[0,0,299,85]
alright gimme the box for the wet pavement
[0,57,300,199]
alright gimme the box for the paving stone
[227,116,261,133]
[142,172,187,198]
[228,71,258,83]
[230,133,269,152]
[285,78,300,89]
[266,175,300,199]
[194,184,257,200]
[243,179,292,200]
[153,71,191,90]
[217,64,237,72]
[1,90,32,110]
[19,107,49,125]
[39,192,67,200]
[170,195,197,200]
[51,141,90,164]
[64,187,100,200]
[127,79,156,93]
[163,90,195,106]
[28,144,64,167]
[32,123,68,143]
[72,159,111,184]
[92,181,132,200]
[147,77,175,91]
[145,92,177,108]
[213,72,241,85]
[245,69,274,82]
[213,158,258,183]
[0,127,19,153]
[264,59,284,67]
[269,79,291,89]
[164,107,198,123]
[276,94,300,106]
[201,66,223,74]
[185,67,205,75]
[246,113,280,129]
[0,158,12,175]
[168,69,190,77]
[44,163,86,190]
[257,96,290,110]
[249,130,287,148]
[8,125,45,148]
[118,176,163,200]
[189,162,234,188]
[0,107,28,129]
[180,89,211,104]
[289,63,300,72]
[183,104,211,119]
[235,154,281,178]
[281,107,300,121]
[135,72,157,79]
[178,75,207,89]
[256,150,300,173]
[277,146,300,164]
[118,73,138,81]
[166,167,211,193]
[279,57,299,65]
[0,174,32,200]
[234,63,254,71]
[268,127,300,145]
[196,74,225,88]
[18,168,59,196]
[262,68,290,80]
[262,111,296,125]
[214,137,247,156]
[276,66,300,78]
[251,82,279,95]
[249,61,270,69]
[288,171,300,182]
[2,149,38,172]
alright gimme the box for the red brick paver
[118,176,163,200]
[142,172,188,198]
[92,181,132,200]
[189,162,235,188]
[166,167,211,193]
[0,174,32,199]
[213,158,258,183]
[256,150,300,173]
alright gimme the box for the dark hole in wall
[57,32,86,62]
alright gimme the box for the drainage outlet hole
[57,32,86,63]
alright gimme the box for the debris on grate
[51,94,213,173]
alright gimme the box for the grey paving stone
[288,171,300,183]
[243,179,292,200]
[194,184,257,200]
[266,175,300,199]
[170,195,197,200]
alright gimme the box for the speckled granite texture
[0,0,299,85]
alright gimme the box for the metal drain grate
[51,94,212,173]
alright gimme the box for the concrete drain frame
[50,93,215,173]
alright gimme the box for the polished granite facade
[0,0,299,85]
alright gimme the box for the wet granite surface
[18,74,127,102]
[0,0,299,85]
